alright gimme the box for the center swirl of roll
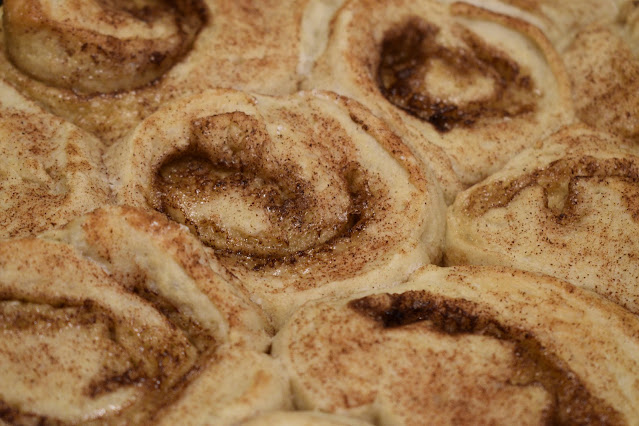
[153,112,373,260]
[377,17,537,132]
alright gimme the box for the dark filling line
[153,112,373,269]
[0,289,214,425]
[377,16,536,132]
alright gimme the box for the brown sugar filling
[0,291,214,424]
[377,17,537,132]
[464,156,639,220]
[349,291,623,425]
[153,112,374,268]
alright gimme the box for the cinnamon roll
[304,0,573,195]
[0,0,308,144]
[273,265,639,425]
[0,80,110,239]
[467,0,639,142]
[446,125,639,313]
[562,0,639,142]
[446,0,619,50]
[107,89,446,328]
[0,205,290,424]
[3,0,205,95]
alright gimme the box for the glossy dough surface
[273,265,639,425]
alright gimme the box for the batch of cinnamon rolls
[1,0,638,424]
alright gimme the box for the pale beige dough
[0,79,110,239]
[0,205,289,424]
[0,0,317,144]
[107,88,446,328]
[446,125,639,314]
[563,1,639,142]
[441,0,620,50]
[273,265,639,425]
[303,0,573,200]
[460,0,639,143]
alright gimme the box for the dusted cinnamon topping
[128,283,215,353]
[307,0,573,192]
[0,294,205,424]
[445,126,639,314]
[152,112,373,266]
[564,23,639,142]
[0,0,308,145]
[93,0,181,26]
[349,290,622,424]
[0,207,281,424]
[275,266,639,424]
[464,156,639,218]
[0,81,111,239]
[108,90,445,326]
[273,267,639,426]
[2,0,207,94]
[378,17,537,132]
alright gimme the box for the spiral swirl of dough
[446,125,639,313]
[2,0,206,94]
[107,89,446,327]
[562,1,639,142]
[473,0,639,142]
[304,0,573,196]
[273,265,639,425]
[0,80,110,239]
[0,0,308,144]
[0,206,289,424]
[446,0,620,49]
